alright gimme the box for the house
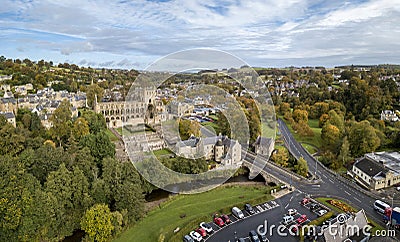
[175,135,242,166]
[351,152,400,190]
[381,110,399,122]
[322,210,370,242]
[253,136,274,158]
[0,112,16,127]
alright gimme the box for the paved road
[277,119,400,232]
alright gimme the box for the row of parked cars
[183,222,213,242]
[183,203,256,241]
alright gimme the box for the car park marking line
[344,191,351,196]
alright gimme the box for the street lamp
[390,192,395,227]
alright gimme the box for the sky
[1,0,400,70]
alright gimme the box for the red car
[300,198,310,205]
[296,214,307,224]
[220,214,231,224]
[291,223,301,234]
[214,217,224,227]
[196,228,207,237]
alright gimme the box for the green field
[281,118,322,148]
[114,185,274,242]
[302,143,318,154]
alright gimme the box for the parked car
[195,228,207,237]
[282,215,295,225]
[257,230,268,242]
[317,209,328,217]
[309,203,320,211]
[301,198,310,205]
[280,184,288,189]
[189,231,202,242]
[220,214,231,224]
[296,214,308,224]
[287,208,297,216]
[232,206,245,219]
[249,230,261,242]
[291,223,301,234]
[199,222,213,234]
[238,238,246,242]
[183,234,195,242]
[245,203,255,214]
[214,217,224,227]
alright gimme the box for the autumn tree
[321,123,340,150]
[272,147,289,167]
[72,117,90,140]
[179,119,200,140]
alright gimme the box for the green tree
[337,136,352,167]
[81,110,107,134]
[80,204,114,242]
[348,120,381,157]
[0,157,50,241]
[49,100,72,146]
[294,157,309,177]
[79,131,115,164]
[86,84,104,109]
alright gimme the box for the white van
[232,207,245,219]
[282,215,294,225]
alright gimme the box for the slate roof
[354,157,386,177]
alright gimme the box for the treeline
[0,104,148,241]
[0,56,138,96]
[279,98,400,170]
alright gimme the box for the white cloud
[0,0,399,68]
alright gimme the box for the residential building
[351,152,400,190]
[381,110,399,122]
[253,136,274,158]
[0,112,16,127]
[322,210,369,242]
[175,135,242,166]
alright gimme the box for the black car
[245,203,255,215]
[249,230,260,242]
[257,230,268,242]
[309,203,320,211]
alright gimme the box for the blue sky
[0,0,399,69]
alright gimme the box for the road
[201,121,400,240]
[277,119,400,232]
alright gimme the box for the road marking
[344,191,351,196]
[354,197,361,203]
[329,179,334,183]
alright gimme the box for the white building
[175,135,242,166]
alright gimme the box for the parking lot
[201,191,333,242]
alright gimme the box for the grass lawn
[105,129,119,142]
[302,143,318,154]
[315,197,385,234]
[202,121,219,132]
[280,117,322,148]
[261,122,276,138]
[114,185,274,242]
[152,148,173,158]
